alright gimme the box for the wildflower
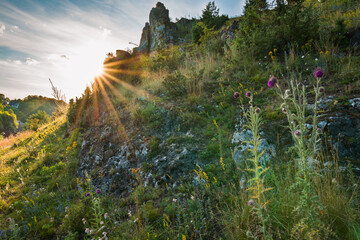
[295,130,300,136]
[6,218,11,223]
[317,128,322,132]
[100,221,104,225]
[96,188,101,194]
[50,217,54,222]
[65,207,69,212]
[134,218,139,223]
[233,92,240,99]
[191,195,194,200]
[85,228,90,234]
[267,76,277,88]
[85,192,90,197]
[90,229,94,234]
[248,199,254,206]
[128,210,132,217]
[314,67,324,78]
[104,213,109,219]
[103,232,107,236]
[282,108,287,114]
[82,218,86,224]
[319,87,325,93]
[173,198,177,202]
[245,91,251,98]
[255,108,261,113]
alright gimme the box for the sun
[59,40,108,91]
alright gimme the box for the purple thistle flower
[282,108,287,114]
[6,218,10,223]
[267,76,277,88]
[245,91,251,98]
[295,130,300,136]
[314,67,324,78]
[319,87,325,93]
[248,199,254,206]
[233,92,240,99]
[85,192,90,197]
[96,188,101,195]
[255,108,261,113]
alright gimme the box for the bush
[25,110,50,131]
[162,71,188,98]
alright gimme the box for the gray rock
[349,98,360,110]
[232,118,276,166]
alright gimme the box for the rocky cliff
[134,2,194,54]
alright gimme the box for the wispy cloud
[0,23,5,36]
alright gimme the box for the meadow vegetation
[0,0,360,239]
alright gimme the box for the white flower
[100,221,104,225]
[104,213,109,219]
[172,198,177,202]
[82,218,86,224]
[85,228,90,234]
[191,195,194,200]
[103,232,107,236]
[315,58,318,61]
[65,207,69,212]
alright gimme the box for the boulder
[116,50,131,60]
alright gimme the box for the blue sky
[0,0,246,100]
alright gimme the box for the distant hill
[0,93,65,135]
[9,95,65,122]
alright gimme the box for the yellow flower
[274,48,277,52]
[268,51,273,55]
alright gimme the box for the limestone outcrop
[135,2,175,54]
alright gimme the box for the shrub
[25,110,50,131]
[162,71,188,98]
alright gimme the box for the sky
[0,0,246,101]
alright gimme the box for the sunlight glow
[54,40,108,95]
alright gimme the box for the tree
[0,103,18,136]
[192,1,229,43]
[244,0,268,14]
